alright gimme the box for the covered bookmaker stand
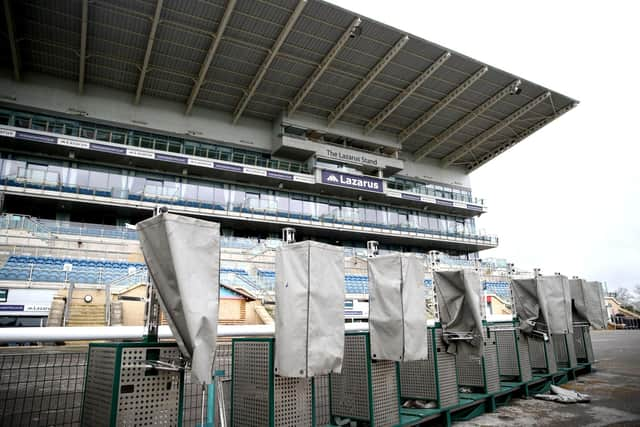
[435,270,501,394]
[570,278,607,363]
[330,253,427,427]
[398,272,459,409]
[489,273,533,383]
[82,213,221,426]
[231,239,344,427]
[512,274,575,374]
[492,318,533,383]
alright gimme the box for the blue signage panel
[15,131,56,144]
[320,170,383,193]
[155,153,188,164]
[0,305,24,311]
[435,198,454,207]
[214,162,243,173]
[401,193,421,201]
[90,143,126,155]
[266,170,293,181]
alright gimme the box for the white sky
[328,0,640,290]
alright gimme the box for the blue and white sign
[320,170,384,193]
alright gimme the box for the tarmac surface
[456,330,640,427]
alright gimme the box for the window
[290,197,303,215]
[245,192,260,210]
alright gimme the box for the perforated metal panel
[573,325,595,363]
[552,334,578,369]
[435,328,460,408]
[117,346,182,426]
[330,334,370,421]
[495,329,519,377]
[82,343,182,427]
[371,360,399,427]
[330,333,400,427]
[232,341,271,427]
[573,326,586,360]
[314,375,330,426]
[517,334,533,382]
[399,328,458,408]
[455,327,500,393]
[274,376,313,426]
[483,339,501,393]
[231,339,313,427]
[529,335,558,374]
[584,328,595,363]
[494,323,532,382]
[83,347,117,427]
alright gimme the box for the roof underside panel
[0,0,576,172]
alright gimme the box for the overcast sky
[328,0,640,290]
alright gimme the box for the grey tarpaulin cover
[570,279,607,329]
[368,254,428,361]
[137,213,220,384]
[512,275,572,335]
[587,281,608,329]
[275,241,344,377]
[433,270,484,358]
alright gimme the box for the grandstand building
[0,0,575,326]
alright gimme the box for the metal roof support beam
[134,0,163,105]
[398,66,488,144]
[328,35,409,127]
[288,17,361,116]
[233,0,307,124]
[441,91,551,167]
[364,51,451,135]
[467,102,577,172]
[413,79,521,161]
[78,0,88,94]
[3,0,20,81]
[185,0,236,115]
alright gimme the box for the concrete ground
[456,330,640,427]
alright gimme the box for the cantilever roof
[0,0,577,171]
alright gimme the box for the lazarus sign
[321,170,384,193]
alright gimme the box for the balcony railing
[0,108,311,175]
[0,177,498,247]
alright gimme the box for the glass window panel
[230,188,245,209]
[198,185,214,203]
[14,115,31,128]
[316,199,329,219]
[161,181,179,198]
[80,127,95,139]
[183,183,198,201]
[168,141,181,153]
[96,129,111,142]
[387,209,399,227]
[214,187,228,208]
[128,177,145,195]
[145,179,163,196]
[329,203,340,220]
[261,194,277,211]
[107,173,126,191]
[276,193,289,213]
[111,132,126,145]
[290,197,302,214]
[155,139,168,151]
[303,199,314,217]
[365,207,377,223]
[245,192,260,210]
